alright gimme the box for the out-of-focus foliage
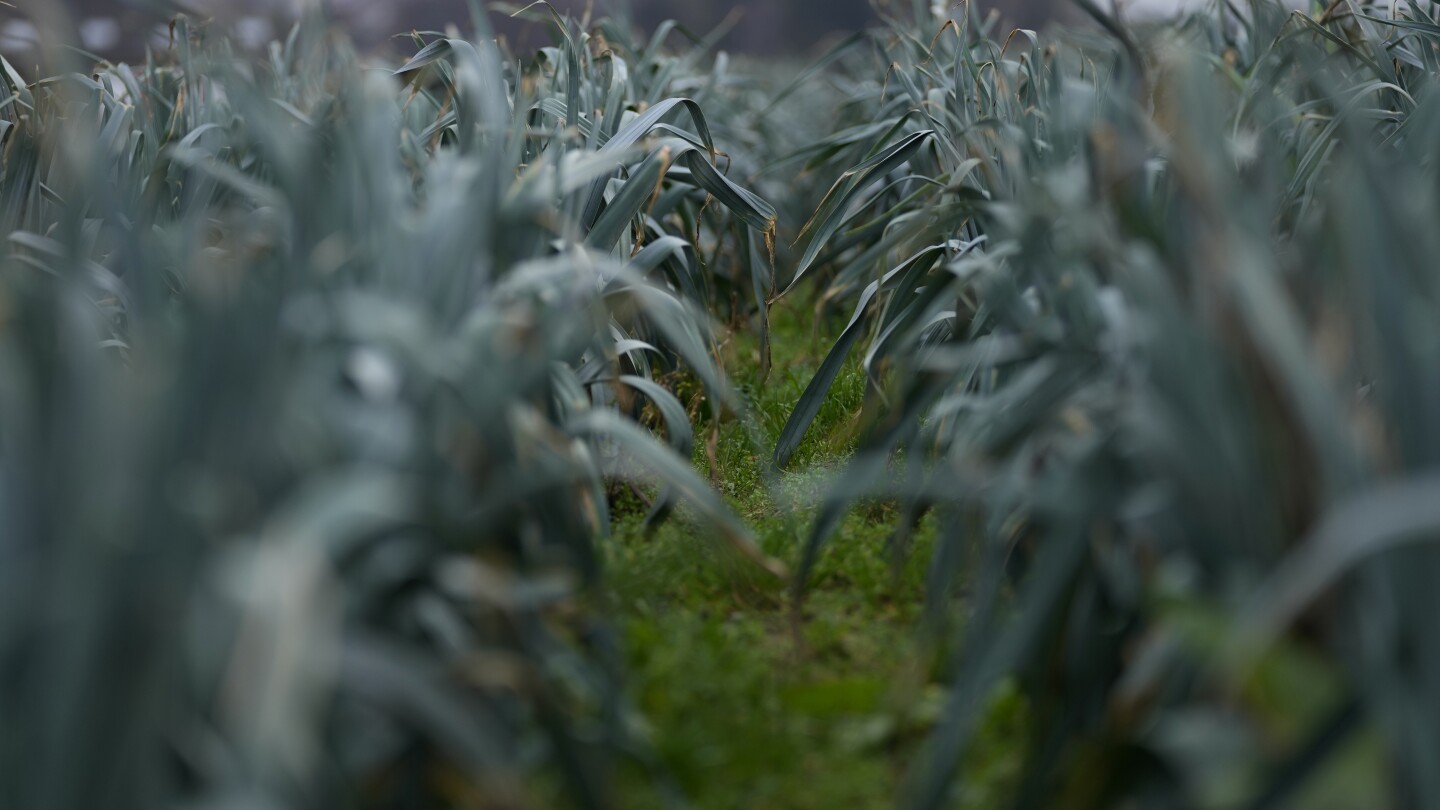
[49,0,882,58]
[11,0,1440,807]
[0,7,782,808]
[782,0,1440,806]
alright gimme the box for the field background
[3,0,1437,808]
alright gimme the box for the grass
[583,297,1029,809]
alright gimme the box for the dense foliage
[0,8,781,808]
[787,0,1440,807]
[5,0,1440,807]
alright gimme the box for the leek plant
[782,1,1440,806]
[0,7,778,808]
